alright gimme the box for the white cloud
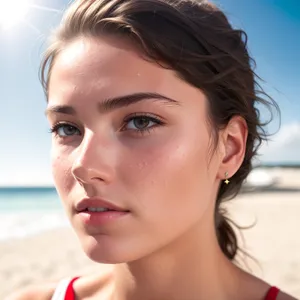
[259,122,300,163]
[0,155,54,187]
[0,169,54,187]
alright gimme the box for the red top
[265,286,280,300]
[65,277,79,300]
[64,277,280,300]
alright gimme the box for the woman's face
[47,36,222,263]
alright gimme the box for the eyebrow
[45,92,179,116]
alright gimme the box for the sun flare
[0,0,30,30]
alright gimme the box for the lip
[77,210,130,227]
[75,197,129,213]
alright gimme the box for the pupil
[134,117,149,129]
[64,125,76,135]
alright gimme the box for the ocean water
[0,187,70,241]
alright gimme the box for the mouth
[81,207,123,213]
[75,197,130,214]
[75,198,130,226]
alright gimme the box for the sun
[0,0,30,30]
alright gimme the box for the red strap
[64,278,279,300]
[65,277,80,300]
[265,286,280,300]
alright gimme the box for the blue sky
[0,0,299,186]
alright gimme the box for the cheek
[51,147,74,196]
[120,127,213,220]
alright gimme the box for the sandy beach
[2,169,300,299]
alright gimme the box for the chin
[78,233,147,264]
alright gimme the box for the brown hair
[40,0,279,261]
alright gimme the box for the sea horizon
[1,161,299,189]
[0,186,68,241]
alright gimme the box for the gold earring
[224,172,230,184]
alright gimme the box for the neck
[113,214,242,300]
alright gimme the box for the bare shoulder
[74,265,114,298]
[5,265,114,300]
[4,282,56,300]
[278,291,298,300]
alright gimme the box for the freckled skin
[43,36,291,300]
[47,36,221,264]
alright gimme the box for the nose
[71,130,116,186]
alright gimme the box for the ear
[216,116,248,181]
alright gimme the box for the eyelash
[122,113,164,135]
[49,122,81,137]
[49,113,164,138]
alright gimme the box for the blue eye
[50,123,80,137]
[124,114,163,133]
[126,117,156,130]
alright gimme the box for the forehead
[48,36,207,115]
[49,37,175,94]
